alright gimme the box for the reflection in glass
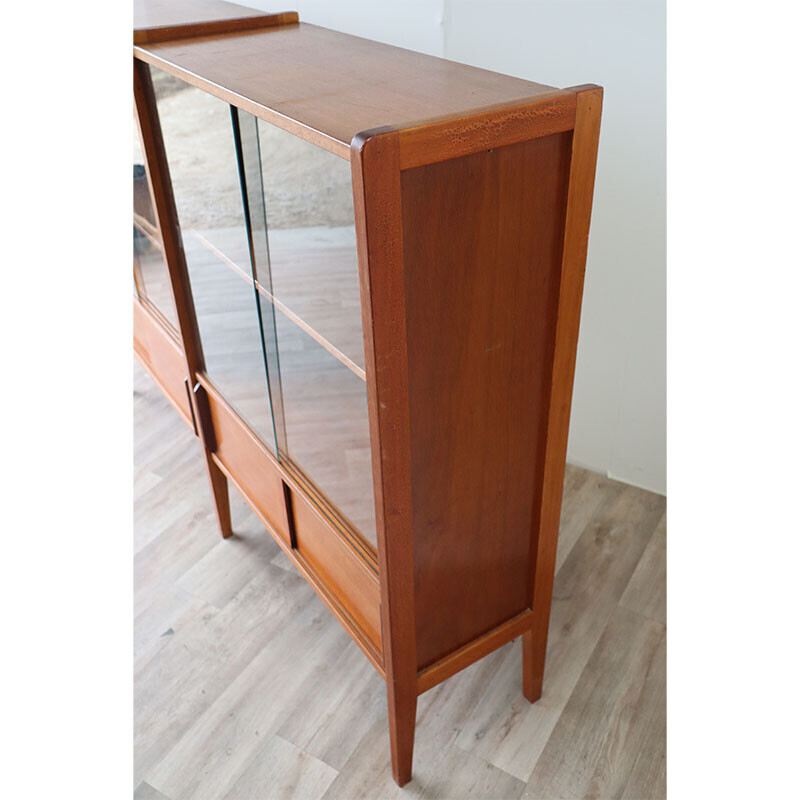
[232,108,285,463]
[151,66,277,454]
[243,114,377,548]
[146,62,376,550]
[134,237,179,329]
[133,163,156,229]
[133,123,178,330]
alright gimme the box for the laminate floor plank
[275,633,386,770]
[176,506,283,610]
[134,563,310,787]
[620,511,667,625]
[455,484,665,782]
[134,781,173,800]
[134,504,220,609]
[419,745,527,800]
[133,476,199,556]
[221,734,339,800]
[133,360,666,799]
[146,586,346,799]
[620,651,667,800]
[524,607,666,800]
[134,582,211,676]
[555,465,618,574]
[321,646,511,799]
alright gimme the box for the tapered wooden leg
[522,629,544,703]
[386,680,417,786]
[204,454,232,539]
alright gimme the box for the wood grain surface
[135,22,556,157]
[351,129,418,786]
[401,132,572,670]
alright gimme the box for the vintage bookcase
[133,0,602,785]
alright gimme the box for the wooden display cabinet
[133,0,602,786]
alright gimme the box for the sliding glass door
[148,65,376,552]
[152,67,279,455]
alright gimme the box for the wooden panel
[401,132,573,669]
[292,488,382,651]
[199,377,292,547]
[134,23,555,158]
[134,297,192,427]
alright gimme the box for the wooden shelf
[188,227,366,380]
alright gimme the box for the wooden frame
[134,56,233,539]
[133,1,602,786]
[350,86,601,782]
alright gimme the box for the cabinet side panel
[402,132,572,669]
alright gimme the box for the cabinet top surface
[133,0,557,157]
[134,0,270,30]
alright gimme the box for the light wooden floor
[134,360,666,800]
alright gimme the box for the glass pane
[133,122,178,330]
[151,66,277,454]
[244,114,377,549]
[233,109,285,457]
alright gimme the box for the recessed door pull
[192,382,217,453]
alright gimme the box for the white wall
[251,0,667,495]
[441,1,666,495]
[266,0,446,55]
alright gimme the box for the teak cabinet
[133,0,602,786]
